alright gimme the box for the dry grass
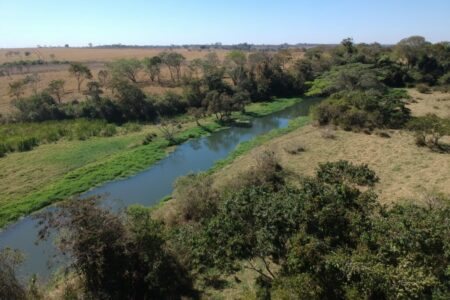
[0,47,231,63]
[214,126,450,204]
[0,67,183,113]
[407,88,450,118]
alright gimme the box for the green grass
[0,119,142,156]
[0,98,302,228]
[243,98,300,117]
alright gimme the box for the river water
[0,98,318,280]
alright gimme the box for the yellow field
[0,47,230,64]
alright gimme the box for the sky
[1,0,450,48]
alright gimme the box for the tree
[37,197,195,299]
[224,50,248,86]
[8,79,26,100]
[394,36,428,68]
[97,69,110,87]
[160,52,186,83]
[107,58,142,83]
[142,56,162,83]
[84,81,103,101]
[12,92,64,122]
[157,119,182,144]
[407,114,450,149]
[46,79,65,103]
[341,37,356,55]
[68,62,93,92]
[23,73,41,95]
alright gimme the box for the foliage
[407,114,450,150]
[37,198,195,299]
[172,172,220,224]
[316,160,379,186]
[107,58,142,83]
[180,160,450,299]
[68,62,92,92]
[12,92,65,122]
[46,79,65,103]
[311,88,411,130]
[0,119,121,155]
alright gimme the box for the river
[0,98,318,280]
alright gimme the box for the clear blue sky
[1,0,449,48]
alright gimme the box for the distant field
[0,47,304,114]
[0,48,226,113]
[0,47,231,63]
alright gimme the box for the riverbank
[0,98,301,228]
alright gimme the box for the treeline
[303,36,450,153]
[3,156,448,299]
[4,49,307,125]
[4,36,450,128]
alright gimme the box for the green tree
[46,79,65,103]
[142,56,163,83]
[224,50,248,86]
[160,52,186,83]
[8,79,26,100]
[68,62,93,92]
[107,58,142,83]
[38,197,195,299]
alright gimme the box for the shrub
[316,160,379,186]
[172,173,220,224]
[16,137,39,152]
[416,83,431,93]
[142,132,157,145]
[101,124,117,137]
[12,92,65,122]
[407,114,450,150]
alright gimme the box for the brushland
[0,98,300,229]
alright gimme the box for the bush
[316,160,379,186]
[142,132,157,145]
[416,83,431,93]
[311,89,411,130]
[407,114,450,150]
[12,92,65,122]
[16,137,39,152]
[172,173,220,224]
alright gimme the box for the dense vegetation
[2,36,449,157]
[3,157,448,299]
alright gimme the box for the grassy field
[212,90,450,205]
[0,98,301,228]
